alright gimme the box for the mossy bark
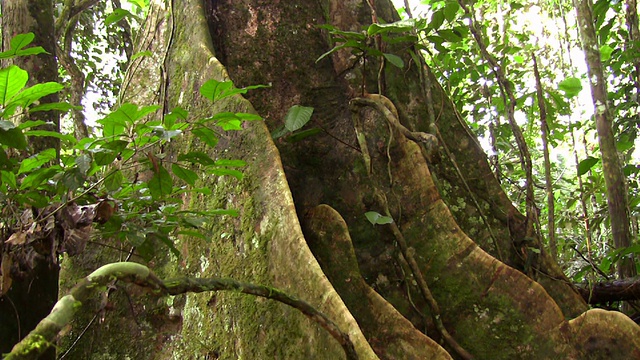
[56,0,640,359]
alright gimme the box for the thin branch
[5,262,359,360]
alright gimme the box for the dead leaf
[5,231,27,245]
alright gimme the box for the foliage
[400,0,639,287]
[0,33,264,294]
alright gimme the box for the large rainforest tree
[4,0,640,359]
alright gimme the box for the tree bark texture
[573,0,636,281]
[57,0,640,359]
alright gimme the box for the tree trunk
[58,0,640,359]
[0,1,59,359]
[573,0,636,282]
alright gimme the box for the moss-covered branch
[5,262,358,360]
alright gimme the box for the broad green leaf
[558,77,582,98]
[437,29,462,43]
[367,19,416,36]
[178,151,216,166]
[17,120,48,129]
[92,148,119,166]
[513,55,525,64]
[0,33,47,59]
[60,168,84,192]
[1,170,17,188]
[207,168,243,180]
[204,208,239,216]
[200,80,267,103]
[0,128,27,149]
[9,82,63,108]
[131,50,153,60]
[192,127,219,147]
[271,125,289,140]
[164,106,188,129]
[10,33,35,52]
[365,211,394,225]
[214,159,246,167]
[443,1,460,22]
[0,65,28,105]
[18,148,57,174]
[217,118,243,131]
[29,102,80,113]
[428,10,445,32]
[75,154,92,174]
[104,169,124,191]
[600,45,614,61]
[284,105,314,132]
[105,8,133,27]
[235,112,262,121]
[25,130,76,144]
[20,166,59,189]
[148,165,173,199]
[172,164,199,186]
[19,191,49,207]
[383,53,404,68]
[577,156,599,176]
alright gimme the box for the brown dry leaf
[5,231,27,245]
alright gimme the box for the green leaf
[367,19,416,36]
[148,165,173,199]
[192,127,219,147]
[383,53,404,68]
[513,55,525,64]
[18,148,57,174]
[75,154,92,174]
[104,169,124,191]
[600,44,614,61]
[428,10,445,32]
[437,29,462,43]
[20,166,59,189]
[217,118,243,131]
[100,103,160,137]
[199,79,268,103]
[0,65,28,105]
[558,77,583,98]
[0,33,47,59]
[207,168,243,180]
[105,8,133,27]
[1,170,17,188]
[20,191,49,207]
[9,82,64,108]
[0,127,27,149]
[443,1,460,22]
[365,211,394,225]
[577,156,600,176]
[172,164,199,186]
[178,151,216,166]
[10,33,35,51]
[214,159,246,167]
[24,130,76,144]
[131,50,153,60]
[29,101,80,113]
[164,106,188,129]
[284,105,314,132]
